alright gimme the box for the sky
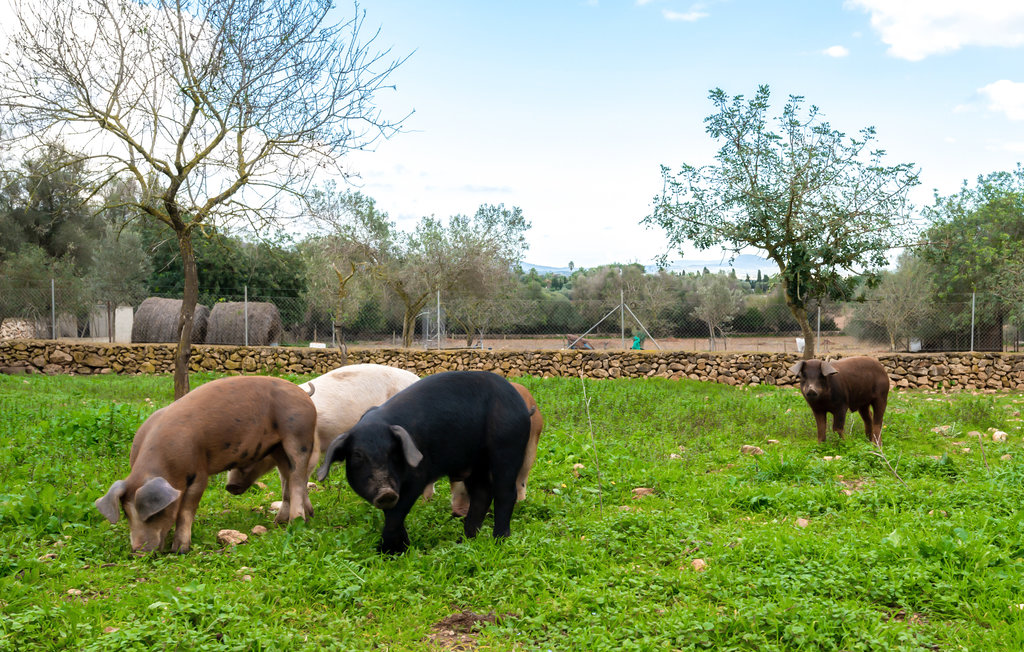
[336,0,1024,271]
[2,1,1023,273]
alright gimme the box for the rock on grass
[217,529,248,546]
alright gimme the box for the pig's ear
[95,480,128,524]
[316,432,351,481]
[390,425,423,468]
[135,477,181,521]
[789,361,804,376]
[822,360,839,376]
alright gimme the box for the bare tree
[1,0,405,397]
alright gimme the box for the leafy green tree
[851,254,934,351]
[921,167,1024,296]
[87,224,153,340]
[644,85,919,358]
[0,244,90,330]
[0,143,102,267]
[444,205,529,346]
[919,167,1024,349]
[690,273,744,350]
[309,189,529,347]
[2,0,405,397]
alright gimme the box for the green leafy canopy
[644,85,920,311]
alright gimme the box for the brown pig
[790,356,890,446]
[449,381,543,517]
[224,364,419,495]
[95,376,316,553]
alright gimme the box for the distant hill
[520,263,573,275]
[521,254,776,278]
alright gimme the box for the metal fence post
[620,288,625,349]
[244,285,249,347]
[50,278,56,339]
[970,291,976,352]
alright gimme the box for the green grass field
[2,371,1024,650]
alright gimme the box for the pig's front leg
[377,493,418,555]
[171,475,208,554]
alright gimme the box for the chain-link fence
[0,282,1019,354]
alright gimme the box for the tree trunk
[401,308,417,348]
[786,301,815,359]
[397,290,429,348]
[173,232,198,399]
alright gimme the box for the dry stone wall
[2,339,1024,391]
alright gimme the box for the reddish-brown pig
[790,356,890,446]
[95,376,316,553]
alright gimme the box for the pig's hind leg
[490,468,518,540]
[270,441,312,523]
[461,473,493,540]
[870,398,886,446]
[858,407,875,444]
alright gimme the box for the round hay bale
[205,301,282,346]
[131,297,210,343]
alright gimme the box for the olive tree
[308,189,529,347]
[853,254,934,351]
[920,167,1024,339]
[1,0,405,397]
[644,85,919,358]
[690,272,744,351]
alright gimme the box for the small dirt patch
[837,476,872,495]
[886,609,930,626]
[426,610,504,650]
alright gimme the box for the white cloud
[822,45,850,57]
[846,0,1024,60]
[979,79,1024,120]
[663,8,708,22]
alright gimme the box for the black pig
[790,356,890,446]
[316,370,531,554]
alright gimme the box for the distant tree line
[0,147,834,345]
[1,143,1021,351]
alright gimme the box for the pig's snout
[373,489,399,510]
[804,387,819,399]
[225,481,248,495]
